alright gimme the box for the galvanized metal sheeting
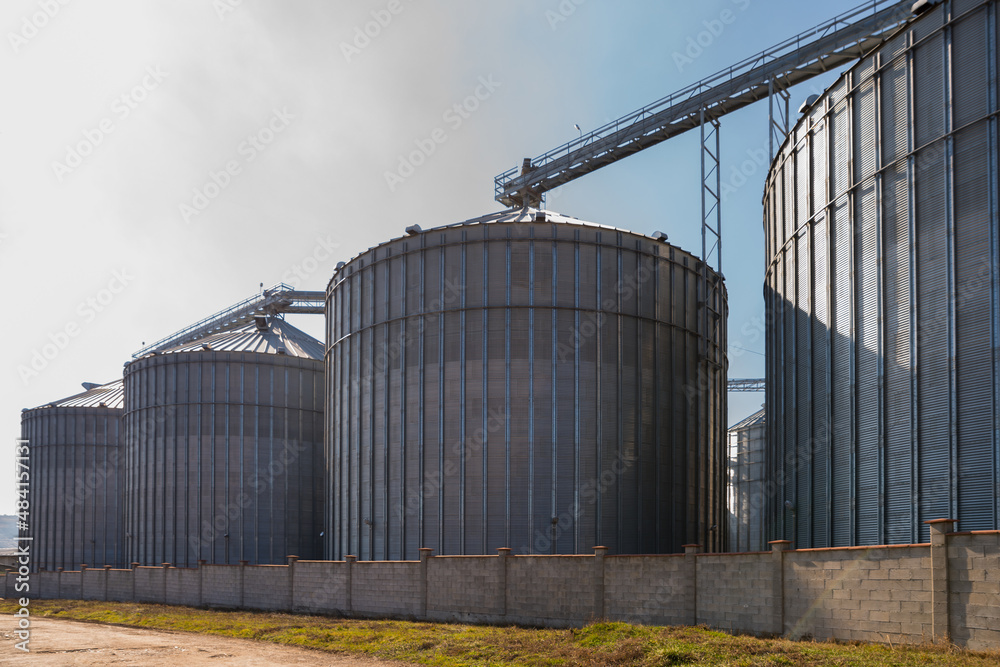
[123,320,325,566]
[31,379,125,410]
[146,318,324,360]
[21,382,125,570]
[326,217,728,559]
[764,0,1000,546]
[728,408,765,552]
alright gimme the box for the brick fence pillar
[683,544,702,625]
[497,548,510,617]
[197,560,206,607]
[345,555,355,615]
[769,540,792,635]
[239,560,248,608]
[130,563,138,602]
[162,563,170,603]
[287,555,298,611]
[104,565,111,601]
[925,518,956,643]
[419,548,433,619]
[593,546,607,621]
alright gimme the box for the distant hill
[0,515,17,548]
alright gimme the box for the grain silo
[727,408,765,552]
[123,317,324,566]
[21,380,125,571]
[326,209,728,559]
[764,0,1000,547]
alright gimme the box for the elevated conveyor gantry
[495,0,925,209]
[131,282,324,358]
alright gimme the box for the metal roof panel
[154,317,323,360]
[29,379,125,411]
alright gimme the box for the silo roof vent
[799,94,819,113]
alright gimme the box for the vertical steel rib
[482,237,489,554]
[906,29,920,543]
[943,3,959,524]
[438,242,446,554]
[988,0,1000,530]
[528,237,535,552]
[460,238,468,554]
[873,49,886,546]
[504,237,511,550]
[573,237,581,552]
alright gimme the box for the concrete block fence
[5,520,998,651]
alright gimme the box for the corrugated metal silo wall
[764,0,1000,547]
[123,351,324,566]
[326,220,728,559]
[20,407,124,571]
[728,417,765,552]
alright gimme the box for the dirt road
[0,617,415,666]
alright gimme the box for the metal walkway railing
[131,282,324,358]
[728,378,766,392]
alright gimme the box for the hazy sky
[0,0,856,514]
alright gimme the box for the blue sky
[0,0,860,515]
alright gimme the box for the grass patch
[2,599,998,666]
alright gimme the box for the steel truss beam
[131,283,325,358]
[496,0,919,208]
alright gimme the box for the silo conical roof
[28,379,124,411]
[152,317,323,360]
[730,407,765,431]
